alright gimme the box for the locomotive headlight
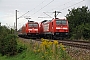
[56,27,61,29]
[34,29,38,31]
[56,27,68,30]
[28,29,32,30]
[63,28,68,29]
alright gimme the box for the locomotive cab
[26,21,39,38]
[54,19,69,37]
[18,21,39,38]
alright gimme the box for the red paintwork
[40,18,69,35]
[18,18,69,38]
[20,21,39,35]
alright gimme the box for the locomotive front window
[33,24,38,27]
[62,20,67,24]
[28,23,38,27]
[56,20,67,25]
[28,24,33,27]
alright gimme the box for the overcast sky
[0,0,90,29]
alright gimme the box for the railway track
[37,39,90,50]
[57,40,90,50]
[19,37,90,50]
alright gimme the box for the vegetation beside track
[66,6,90,40]
[0,37,71,60]
[0,26,26,56]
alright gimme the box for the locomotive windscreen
[28,23,38,27]
[56,20,67,25]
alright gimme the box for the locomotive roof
[28,20,34,22]
[28,22,38,24]
[56,19,66,20]
[55,18,67,20]
[28,20,38,23]
[41,20,47,23]
[41,20,51,23]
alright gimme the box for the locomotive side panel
[42,20,52,34]
[43,23,49,32]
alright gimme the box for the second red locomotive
[39,18,69,39]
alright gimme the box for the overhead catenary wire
[43,12,53,18]
[51,0,72,11]
[60,0,85,11]
[43,0,85,19]
[38,0,85,19]
[31,0,54,16]
[17,11,29,19]
[28,0,46,13]
[21,0,85,19]
[39,0,73,14]
[17,0,46,19]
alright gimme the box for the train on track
[18,20,39,38]
[18,18,69,39]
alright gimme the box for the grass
[0,39,43,60]
[0,38,71,60]
[0,50,43,60]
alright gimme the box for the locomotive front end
[55,19,69,37]
[26,21,39,38]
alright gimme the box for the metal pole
[55,11,56,19]
[16,10,17,31]
[0,22,1,26]
[53,11,61,19]
[14,22,15,30]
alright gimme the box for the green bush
[0,26,26,56]
[17,44,26,53]
[0,34,18,56]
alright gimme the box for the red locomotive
[39,18,69,39]
[18,20,39,38]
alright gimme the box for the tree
[66,6,90,40]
